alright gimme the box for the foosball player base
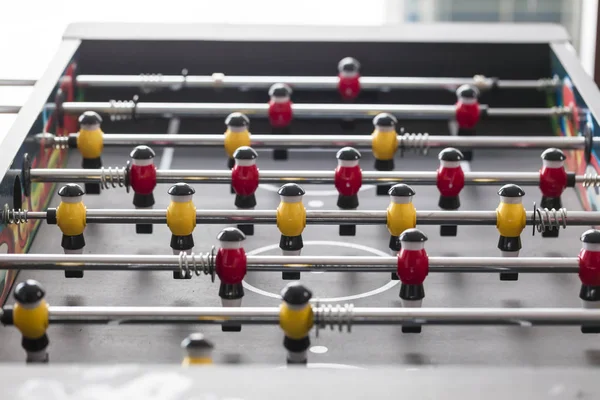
[376,184,391,196]
[541,227,560,238]
[65,270,84,278]
[136,224,153,234]
[402,324,422,334]
[237,224,254,236]
[222,322,242,332]
[282,271,301,280]
[84,183,101,195]
[339,224,356,236]
[273,149,288,160]
[500,272,519,281]
[440,225,458,237]
[581,324,600,334]
[173,271,192,280]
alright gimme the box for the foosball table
[1,22,600,398]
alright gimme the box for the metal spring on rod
[51,135,70,149]
[108,99,136,121]
[99,167,128,190]
[2,205,28,224]
[535,207,568,233]
[139,73,163,94]
[538,75,561,90]
[399,132,430,156]
[313,301,354,337]
[177,247,216,282]
[580,173,600,188]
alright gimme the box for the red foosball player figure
[335,147,362,236]
[337,57,361,100]
[232,146,259,236]
[130,145,157,234]
[268,83,293,161]
[216,227,247,332]
[539,148,568,238]
[454,84,480,161]
[397,228,429,334]
[578,229,600,333]
[437,148,465,237]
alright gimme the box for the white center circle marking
[310,346,329,354]
[243,240,398,302]
[259,183,374,197]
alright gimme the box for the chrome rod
[4,209,599,226]
[0,105,21,114]
[37,133,594,150]
[74,74,559,91]
[60,101,570,119]
[36,306,600,325]
[0,79,36,86]
[28,168,544,186]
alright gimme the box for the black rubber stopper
[500,272,519,281]
[440,225,458,237]
[282,271,301,280]
[237,224,254,236]
[438,195,460,210]
[222,322,242,332]
[402,325,422,334]
[136,224,153,234]
[339,224,356,236]
[65,270,84,278]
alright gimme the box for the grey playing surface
[0,146,598,368]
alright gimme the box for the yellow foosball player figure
[279,282,314,366]
[371,113,399,196]
[166,183,197,279]
[13,280,50,363]
[277,183,306,280]
[387,184,417,280]
[181,333,214,366]
[224,112,251,170]
[496,184,526,281]
[55,183,87,278]
[77,111,104,194]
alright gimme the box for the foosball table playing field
[1,22,600,398]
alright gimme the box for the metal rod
[0,105,21,114]
[8,209,600,226]
[28,168,544,186]
[60,101,570,119]
[74,74,559,91]
[0,254,579,273]
[38,132,595,151]
[0,79,37,87]
[37,305,600,325]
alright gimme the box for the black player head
[388,183,415,198]
[581,229,600,245]
[181,333,214,355]
[130,145,156,160]
[399,228,428,243]
[168,183,195,201]
[269,83,293,99]
[78,111,103,127]
[233,146,258,162]
[14,279,45,305]
[217,227,246,243]
[58,183,85,200]
[497,184,525,202]
[373,113,397,129]
[456,84,480,101]
[225,112,250,129]
[281,282,312,306]
[278,183,305,199]
[336,147,361,162]
[541,148,566,163]
[438,147,464,163]
[338,57,360,74]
